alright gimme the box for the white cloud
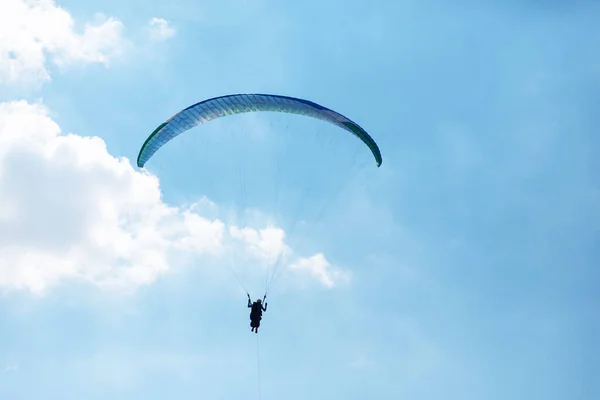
[0,100,196,293]
[0,0,125,87]
[148,17,175,41]
[289,253,351,288]
[0,1,348,296]
[0,100,349,295]
[227,225,350,289]
[229,225,290,262]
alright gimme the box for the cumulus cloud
[0,0,125,86]
[148,17,175,41]
[0,101,347,295]
[289,253,351,288]
[228,224,350,289]
[0,1,348,296]
[0,100,206,293]
[229,225,290,262]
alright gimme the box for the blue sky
[0,0,599,399]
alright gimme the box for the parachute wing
[136,93,382,168]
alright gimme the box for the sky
[0,0,599,399]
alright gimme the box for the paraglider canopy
[137,93,382,169]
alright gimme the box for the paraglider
[136,93,383,333]
[247,294,267,333]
